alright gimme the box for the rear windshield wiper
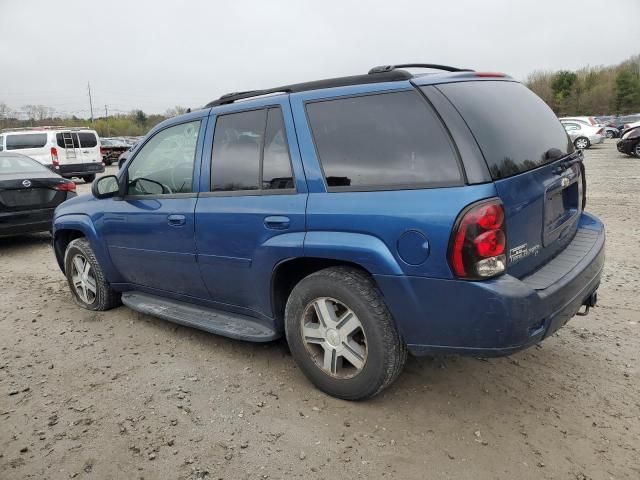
[553,151,583,174]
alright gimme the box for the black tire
[82,174,96,183]
[633,141,640,159]
[104,158,113,166]
[605,130,615,139]
[64,238,121,311]
[574,137,590,150]
[285,267,407,400]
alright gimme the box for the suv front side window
[127,121,200,196]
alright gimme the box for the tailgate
[435,80,580,278]
[494,158,582,278]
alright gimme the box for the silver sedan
[561,121,605,149]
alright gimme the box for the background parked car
[0,152,76,236]
[100,138,131,166]
[560,116,619,138]
[561,121,605,149]
[616,126,640,157]
[0,127,104,183]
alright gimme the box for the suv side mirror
[92,175,121,199]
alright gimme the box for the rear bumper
[0,207,56,236]
[57,163,105,177]
[375,212,605,357]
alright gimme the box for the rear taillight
[54,181,76,192]
[50,147,60,168]
[596,128,604,135]
[449,199,507,279]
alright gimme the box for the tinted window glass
[262,108,294,190]
[435,82,573,180]
[0,136,3,151]
[6,133,48,150]
[306,91,461,189]
[127,121,200,195]
[56,133,80,149]
[211,109,266,192]
[78,132,98,148]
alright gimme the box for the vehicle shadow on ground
[0,233,52,251]
[118,304,590,410]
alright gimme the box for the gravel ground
[1,141,638,480]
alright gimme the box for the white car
[0,127,104,182]
[561,121,605,149]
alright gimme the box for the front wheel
[574,137,590,150]
[64,238,121,311]
[633,141,640,158]
[605,130,615,139]
[285,267,407,400]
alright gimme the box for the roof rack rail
[368,63,474,74]
[0,125,91,133]
[206,88,293,107]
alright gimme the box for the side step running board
[121,291,280,342]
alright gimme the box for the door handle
[167,214,186,226]
[264,216,290,230]
[82,150,90,154]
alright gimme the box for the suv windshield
[433,81,573,180]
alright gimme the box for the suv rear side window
[306,91,461,190]
[78,132,98,148]
[211,107,294,192]
[434,81,573,180]
[5,133,48,150]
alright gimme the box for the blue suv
[52,64,605,400]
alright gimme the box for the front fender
[303,231,403,275]
[53,214,121,283]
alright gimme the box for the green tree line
[0,106,189,137]
[526,54,640,117]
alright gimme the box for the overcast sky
[1,0,638,117]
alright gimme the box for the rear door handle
[168,214,186,226]
[264,216,290,230]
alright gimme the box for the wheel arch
[53,214,118,281]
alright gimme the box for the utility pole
[105,104,110,136]
[87,81,94,123]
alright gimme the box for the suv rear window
[5,133,48,150]
[78,132,98,148]
[306,91,462,190]
[56,133,80,149]
[434,81,572,180]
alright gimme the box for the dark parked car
[52,64,604,400]
[0,152,76,236]
[616,126,640,157]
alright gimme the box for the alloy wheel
[575,138,589,149]
[70,253,97,304]
[301,297,368,379]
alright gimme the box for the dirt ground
[1,141,638,480]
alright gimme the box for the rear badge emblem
[509,243,541,264]
[561,177,570,188]
[22,179,31,187]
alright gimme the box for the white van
[0,127,104,182]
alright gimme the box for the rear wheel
[574,137,590,150]
[633,141,640,158]
[605,130,615,139]
[64,238,121,311]
[82,174,96,183]
[285,267,407,400]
